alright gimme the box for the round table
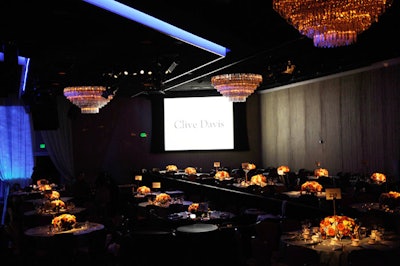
[176,223,218,233]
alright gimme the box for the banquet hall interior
[1,1,400,266]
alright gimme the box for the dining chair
[119,228,176,266]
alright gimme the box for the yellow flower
[188,203,199,212]
[320,215,356,237]
[154,193,171,205]
[215,170,230,180]
[371,172,386,183]
[301,181,323,193]
[277,165,290,175]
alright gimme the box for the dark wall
[71,93,262,184]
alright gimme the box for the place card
[152,182,161,189]
[325,188,342,200]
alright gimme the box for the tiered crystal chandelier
[63,86,114,114]
[273,0,393,48]
[210,73,263,102]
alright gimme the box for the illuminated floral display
[185,167,197,175]
[51,213,77,231]
[320,215,357,237]
[301,181,323,194]
[314,168,329,177]
[277,165,290,175]
[154,193,172,205]
[166,165,178,172]
[137,186,151,195]
[370,172,386,184]
[215,170,230,180]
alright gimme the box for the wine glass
[242,162,249,183]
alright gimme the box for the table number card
[152,182,161,189]
[213,162,220,168]
[135,175,142,181]
[325,188,342,200]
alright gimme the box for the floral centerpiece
[314,168,329,177]
[153,193,172,207]
[301,181,323,194]
[214,170,230,181]
[320,215,357,239]
[188,203,199,213]
[45,190,60,200]
[166,165,178,172]
[249,174,267,187]
[38,184,52,192]
[277,165,290,175]
[370,172,386,184]
[379,191,400,209]
[51,213,77,231]
[185,167,197,175]
[137,186,151,195]
[245,163,256,170]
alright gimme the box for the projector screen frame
[150,92,249,153]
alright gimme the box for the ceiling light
[211,73,263,102]
[84,0,229,56]
[273,0,393,48]
[63,86,114,114]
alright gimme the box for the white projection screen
[163,96,234,151]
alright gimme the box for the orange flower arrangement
[245,163,256,170]
[277,165,290,175]
[185,167,197,175]
[387,191,400,198]
[370,172,386,184]
[214,170,230,180]
[51,213,77,231]
[301,181,323,194]
[250,174,267,187]
[320,215,357,237]
[137,186,151,195]
[188,203,199,213]
[166,165,178,172]
[49,199,66,211]
[45,190,60,200]
[38,184,52,192]
[154,193,171,205]
[314,168,329,177]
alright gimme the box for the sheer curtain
[39,96,75,185]
[0,96,34,225]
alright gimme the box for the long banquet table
[147,172,332,221]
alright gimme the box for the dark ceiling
[2,0,400,103]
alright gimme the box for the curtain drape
[0,96,34,225]
[40,96,75,186]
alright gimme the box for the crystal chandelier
[63,86,114,114]
[211,73,263,102]
[273,0,393,48]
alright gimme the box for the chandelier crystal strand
[211,73,263,102]
[63,86,113,114]
[273,0,393,48]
